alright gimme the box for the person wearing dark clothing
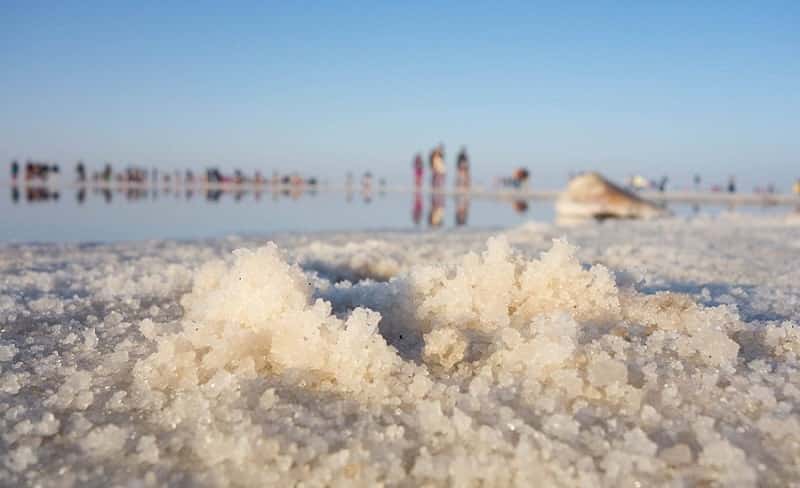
[456,148,470,189]
[76,161,86,182]
[11,161,19,182]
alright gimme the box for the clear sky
[1,1,798,189]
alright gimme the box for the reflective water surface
[2,185,791,243]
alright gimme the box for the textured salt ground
[0,213,799,487]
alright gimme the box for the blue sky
[1,1,798,189]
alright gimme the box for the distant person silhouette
[456,148,470,189]
[413,154,424,189]
[11,160,19,183]
[429,144,446,189]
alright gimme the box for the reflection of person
[455,196,469,226]
[428,194,444,228]
[412,192,423,226]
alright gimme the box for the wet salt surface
[1,213,799,486]
[3,185,789,242]
[4,188,548,242]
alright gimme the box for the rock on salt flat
[0,213,799,487]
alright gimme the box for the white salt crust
[0,213,799,487]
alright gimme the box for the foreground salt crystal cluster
[1,219,799,487]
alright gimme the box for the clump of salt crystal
[0,344,18,362]
[134,243,406,403]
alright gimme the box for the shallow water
[1,185,790,243]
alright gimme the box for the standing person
[361,172,373,203]
[50,165,60,187]
[693,173,701,191]
[428,147,437,188]
[413,154,424,189]
[430,144,446,189]
[11,160,19,182]
[728,176,736,194]
[361,171,373,193]
[456,147,470,189]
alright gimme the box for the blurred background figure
[50,165,60,187]
[429,144,446,189]
[657,176,668,192]
[627,174,650,191]
[499,167,530,189]
[793,178,800,196]
[10,160,19,183]
[428,193,444,228]
[728,176,737,193]
[455,147,470,190]
[361,171,373,195]
[455,195,469,226]
[412,192,423,226]
[693,173,702,191]
[413,153,424,189]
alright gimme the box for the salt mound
[125,237,773,486]
[556,172,667,219]
[133,243,407,402]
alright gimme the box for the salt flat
[1,213,799,487]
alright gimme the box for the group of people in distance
[10,160,60,184]
[413,145,472,191]
[11,160,320,189]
